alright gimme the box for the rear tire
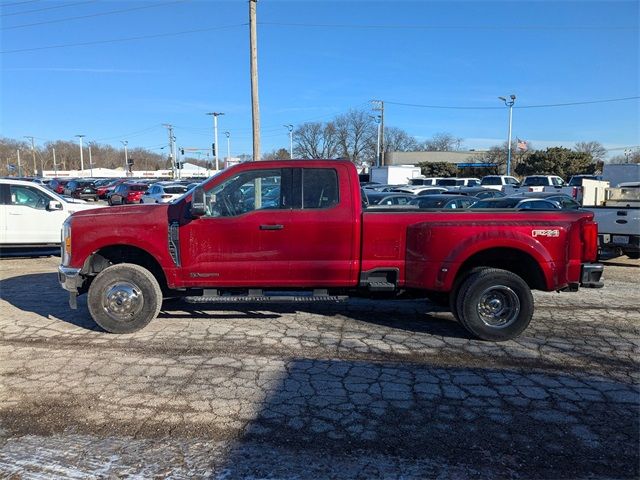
[87,263,162,333]
[454,268,533,341]
[625,251,640,260]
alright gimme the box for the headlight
[61,218,72,265]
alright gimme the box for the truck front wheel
[454,268,533,341]
[87,263,162,333]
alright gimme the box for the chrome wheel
[102,281,144,322]
[476,285,520,328]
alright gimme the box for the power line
[1,23,247,54]
[2,0,185,30]
[0,0,41,7]
[1,0,96,17]
[385,96,640,110]
[93,125,163,142]
[258,21,636,31]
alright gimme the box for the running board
[184,289,348,304]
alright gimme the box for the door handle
[260,224,284,230]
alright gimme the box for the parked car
[568,175,602,187]
[141,183,189,204]
[511,192,581,209]
[470,197,560,210]
[480,175,520,190]
[0,179,101,249]
[48,178,72,194]
[409,194,476,209]
[454,187,507,199]
[391,186,447,195]
[64,179,99,201]
[108,183,149,205]
[522,175,566,188]
[97,178,127,199]
[408,177,443,186]
[363,184,403,192]
[363,192,414,206]
[436,177,481,188]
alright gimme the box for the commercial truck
[59,160,603,341]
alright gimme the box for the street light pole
[121,140,128,175]
[284,124,293,159]
[498,94,516,176]
[75,134,85,174]
[206,112,224,171]
[24,136,36,176]
[224,131,231,161]
[52,148,57,176]
[88,145,93,177]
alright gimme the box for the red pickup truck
[59,160,603,341]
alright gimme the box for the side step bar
[184,289,348,304]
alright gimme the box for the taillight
[572,187,578,199]
[582,221,598,262]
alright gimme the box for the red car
[49,178,72,194]
[59,160,603,340]
[108,183,149,205]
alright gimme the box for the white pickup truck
[0,179,101,250]
[589,185,640,259]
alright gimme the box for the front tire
[454,268,533,341]
[87,263,162,333]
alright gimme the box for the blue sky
[1,0,638,159]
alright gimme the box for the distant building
[384,151,495,169]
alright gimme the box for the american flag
[516,138,528,151]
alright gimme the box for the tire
[87,263,162,333]
[625,251,640,260]
[454,268,533,341]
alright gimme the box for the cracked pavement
[0,257,638,478]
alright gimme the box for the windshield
[437,179,463,187]
[481,177,501,185]
[164,186,188,194]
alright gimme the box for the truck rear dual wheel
[87,263,162,333]
[454,268,533,342]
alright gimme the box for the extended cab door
[285,166,358,286]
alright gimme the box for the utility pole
[498,94,516,176]
[371,100,385,166]
[284,124,293,159]
[121,140,129,176]
[206,112,224,171]
[17,149,22,176]
[52,148,57,176]
[224,131,231,161]
[249,0,260,161]
[163,124,176,179]
[75,134,85,174]
[24,136,37,176]
[370,115,382,167]
[88,145,93,177]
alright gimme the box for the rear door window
[301,168,339,209]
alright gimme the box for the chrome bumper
[58,265,83,293]
[580,263,604,289]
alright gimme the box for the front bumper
[580,263,604,289]
[58,265,83,293]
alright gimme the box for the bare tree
[334,109,376,163]
[262,148,291,160]
[575,141,607,161]
[384,127,419,152]
[423,132,463,151]
[293,121,339,159]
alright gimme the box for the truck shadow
[0,272,468,339]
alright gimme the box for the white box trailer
[370,166,422,185]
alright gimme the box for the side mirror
[48,200,63,211]
[190,186,207,217]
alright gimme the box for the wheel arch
[82,244,169,292]
[454,247,548,291]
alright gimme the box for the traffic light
[181,148,185,155]
[212,143,216,156]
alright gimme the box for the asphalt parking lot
[0,257,638,479]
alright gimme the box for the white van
[480,175,521,191]
[0,179,101,248]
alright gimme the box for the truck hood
[70,203,168,218]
